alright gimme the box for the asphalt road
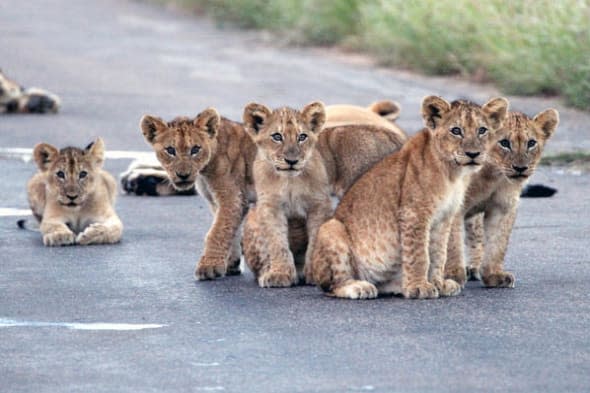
[1,1,589,392]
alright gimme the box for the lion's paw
[43,230,75,247]
[195,256,226,280]
[434,278,462,297]
[482,271,515,288]
[403,281,439,299]
[332,280,378,300]
[258,264,297,288]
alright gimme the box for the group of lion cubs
[27,95,558,299]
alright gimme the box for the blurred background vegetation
[173,0,590,110]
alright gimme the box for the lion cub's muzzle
[275,157,303,174]
[456,150,485,168]
[171,171,196,190]
[509,164,531,179]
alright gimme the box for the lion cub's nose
[284,158,299,166]
[465,151,480,159]
[176,172,190,180]
[512,165,528,173]
[66,194,78,201]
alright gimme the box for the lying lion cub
[311,96,509,299]
[445,108,559,288]
[241,102,406,287]
[27,138,123,246]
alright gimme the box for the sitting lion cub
[445,109,559,288]
[241,102,406,287]
[27,138,123,246]
[311,96,509,299]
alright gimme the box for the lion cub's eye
[56,171,65,179]
[298,133,308,143]
[271,133,283,142]
[478,127,488,135]
[79,171,88,179]
[499,139,511,150]
[191,145,201,156]
[165,146,176,156]
[527,139,537,149]
[450,127,462,136]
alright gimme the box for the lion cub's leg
[252,204,297,288]
[480,207,518,288]
[464,214,484,281]
[444,214,468,287]
[312,218,378,299]
[400,210,439,299]
[242,207,268,279]
[429,214,462,297]
[76,216,123,245]
[302,199,333,285]
[40,218,76,246]
[195,189,246,280]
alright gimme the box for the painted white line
[0,319,165,331]
[0,208,31,217]
[0,147,154,162]
[191,362,221,367]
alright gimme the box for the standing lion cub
[26,138,123,246]
[311,96,509,299]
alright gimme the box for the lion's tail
[17,219,40,232]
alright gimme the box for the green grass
[541,152,590,165]
[175,0,590,110]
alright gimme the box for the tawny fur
[310,96,509,299]
[140,109,257,280]
[241,102,407,288]
[27,138,122,246]
[445,109,559,288]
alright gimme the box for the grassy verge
[173,0,590,110]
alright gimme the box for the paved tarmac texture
[1,1,589,392]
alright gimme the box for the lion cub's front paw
[403,281,439,299]
[76,223,107,245]
[258,264,297,288]
[434,278,462,297]
[482,271,515,288]
[332,280,378,300]
[445,266,467,287]
[195,256,227,280]
[43,230,75,246]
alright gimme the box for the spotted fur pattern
[0,70,60,114]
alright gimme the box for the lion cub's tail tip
[17,219,40,231]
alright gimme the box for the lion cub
[140,109,257,280]
[311,96,509,299]
[445,109,559,288]
[241,102,406,288]
[27,138,123,246]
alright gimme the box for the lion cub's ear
[482,97,509,131]
[85,137,105,167]
[33,143,59,171]
[243,103,272,136]
[194,108,220,139]
[369,100,401,121]
[533,108,559,140]
[301,101,326,134]
[140,115,167,145]
[421,96,451,130]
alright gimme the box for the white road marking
[0,147,154,162]
[0,318,165,331]
[191,362,221,367]
[0,208,31,217]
